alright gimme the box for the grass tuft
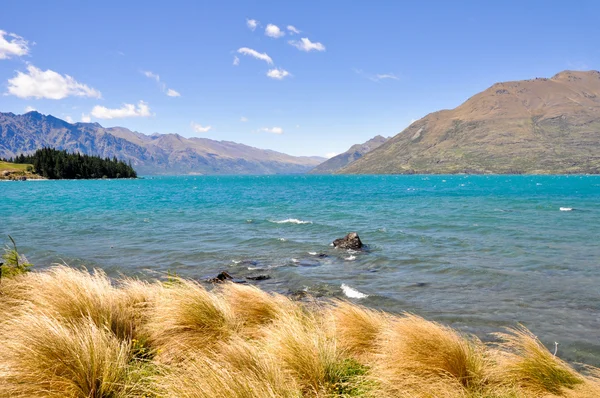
[494,326,584,395]
[145,278,237,359]
[0,313,146,398]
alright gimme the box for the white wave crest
[345,255,356,261]
[560,207,573,211]
[341,284,368,299]
[270,218,312,224]
[308,251,317,255]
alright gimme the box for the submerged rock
[206,271,245,284]
[246,274,271,281]
[332,232,363,250]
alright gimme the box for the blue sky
[0,1,598,157]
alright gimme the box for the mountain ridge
[0,111,325,175]
[341,70,600,174]
[310,135,389,174]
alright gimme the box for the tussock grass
[1,265,599,397]
[374,314,488,396]
[493,326,585,395]
[155,339,302,398]
[0,313,146,398]
[1,265,153,340]
[331,300,389,359]
[221,282,294,335]
[145,278,237,359]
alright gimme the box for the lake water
[1,175,599,365]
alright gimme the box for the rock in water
[333,232,363,250]
[207,271,234,283]
[246,275,271,281]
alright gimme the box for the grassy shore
[0,160,43,180]
[0,265,599,397]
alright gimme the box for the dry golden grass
[155,339,302,398]
[493,326,586,396]
[330,300,389,359]
[145,278,238,359]
[376,314,488,391]
[220,282,294,336]
[1,265,599,398]
[0,265,154,340]
[0,313,145,398]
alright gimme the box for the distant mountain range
[0,112,324,175]
[310,135,389,174]
[342,70,600,174]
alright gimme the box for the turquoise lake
[1,175,599,365]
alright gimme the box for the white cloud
[191,122,212,133]
[91,101,152,119]
[237,47,273,64]
[64,115,74,123]
[354,68,400,82]
[325,152,337,158]
[246,19,259,31]
[265,24,285,38]
[373,73,398,81]
[266,68,290,80]
[7,65,101,99]
[261,127,283,134]
[81,113,91,123]
[287,25,300,34]
[289,37,325,52]
[24,105,36,113]
[141,70,180,97]
[233,56,240,66]
[142,70,160,82]
[240,116,248,122]
[0,30,29,59]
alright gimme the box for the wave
[341,284,368,299]
[559,207,573,211]
[269,218,312,224]
[308,251,317,255]
[345,255,356,261]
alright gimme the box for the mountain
[310,135,389,174]
[0,112,324,175]
[341,70,600,174]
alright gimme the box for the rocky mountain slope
[0,112,324,175]
[341,70,600,174]
[310,135,389,174]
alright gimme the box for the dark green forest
[4,148,137,179]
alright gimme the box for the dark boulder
[333,232,363,250]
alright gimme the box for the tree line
[3,148,137,179]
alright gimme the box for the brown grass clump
[331,300,389,359]
[220,282,293,335]
[156,338,302,398]
[0,265,153,341]
[494,326,585,396]
[262,307,373,397]
[0,313,145,398]
[145,278,237,359]
[376,313,488,395]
